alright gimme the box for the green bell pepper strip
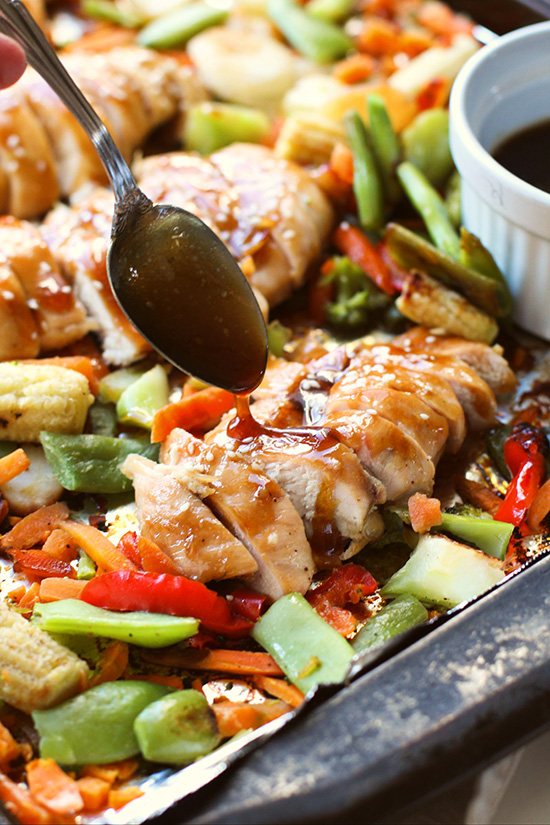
[137,2,228,49]
[345,111,385,234]
[81,569,252,638]
[351,594,428,655]
[367,93,402,204]
[251,593,354,694]
[397,161,461,259]
[384,222,509,317]
[32,600,199,648]
[39,432,160,494]
[33,681,172,765]
[267,0,352,63]
[134,690,221,764]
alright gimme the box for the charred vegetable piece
[385,222,509,317]
[134,690,221,763]
[495,423,548,527]
[252,593,354,694]
[459,228,513,317]
[137,2,228,48]
[486,424,513,481]
[345,111,385,233]
[351,594,428,654]
[381,533,505,608]
[268,0,353,62]
[39,432,159,493]
[32,681,172,765]
[439,512,513,561]
[401,108,454,189]
[396,162,461,259]
[32,600,199,648]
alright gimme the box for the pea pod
[183,102,271,155]
[397,161,461,259]
[33,600,199,647]
[39,431,160,493]
[352,594,428,655]
[134,690,221,763]
[252,593,354,694]
[306,0,355,23]
[33,681,172,765]
[82,0,143,27]
[345,111,385,233]
[267,0,352,63]
[384,222,509,318]
[137,2,228,49]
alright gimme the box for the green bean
[267,0,352,63]
[397,161,461,259]
[460,228,513,316]
[183,103,271,155]
[345,111,385,233]
[306,0,355,23]
[367,93,402,204]
[385,222,509,318]
[137,2,228,49]
[401,108,454,188]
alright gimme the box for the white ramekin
[449,21,550,341]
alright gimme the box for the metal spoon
[0,0,268,394]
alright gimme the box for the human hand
[0,33,26,88]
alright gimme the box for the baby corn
[0,600,89,713]
[275,111,346,165]
[0,363,94,442]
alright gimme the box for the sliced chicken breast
[0,262,40,360]
[122,454,257,582]
[162,429,315,598]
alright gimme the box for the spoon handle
[0,0,139,203]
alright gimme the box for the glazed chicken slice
[162,429,315,598]
[392,327,517,394]
[355,343,498,431]
[206,418,385,563]
[0,263,40,360]
[136,143,335,308]
[122,454,257,582]
[41,188,150,366]
[0,217,91,353]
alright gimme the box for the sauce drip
[492,119,550,194]
[109,204,268,394]
[229,394,345,567]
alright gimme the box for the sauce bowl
[449,21,550,341]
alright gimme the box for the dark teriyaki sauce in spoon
[492,119,550,194]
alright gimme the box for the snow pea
[32,600,199,648]
[368,93,402,203]
[183,102,271,154]
[137,3,228,49]
[33,681,172,765]
[402,108,454,189]
[345,110,385,233]
[397,161,461,259]
[252,593,354,694]
[352,594,428,655]
[268,0,352,63]
[134,690,220,764]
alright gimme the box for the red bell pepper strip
[333,222,397,296]
[11,548,74,579]
[81,570,252,638]
[229,587,267,622]
[495,423,548,527]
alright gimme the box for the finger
[0,35,26,88]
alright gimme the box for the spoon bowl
[0,0,268,394]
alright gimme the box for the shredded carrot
[333,222,398,295]
[7,584,25,603]
[0,448,30,486]
[137,535,181,575]
[107,786,144,810]
[252,675,305,708]
[75,777,110,813]
[134,674,184,690]
[212,699,291,738]
[397,28,434,57]
[0,721,19,765]
[12,548,74,580]
[408,492,443,533]
[0,770,53,825]
[60,520,137,572]
[89,641,129,688]
[82,759,138,784]
[333,53,376,84]
[26,759,83,816]
[42,529,79,563]
[151,386,235,442]
[142,648,284,676]
[329,142,354,186]
[18,356,100,396]
[527,476,550,533]
[0,502,70,553]
[38,577,86,602]
[17,582,40,611]
[357,17,400,56]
